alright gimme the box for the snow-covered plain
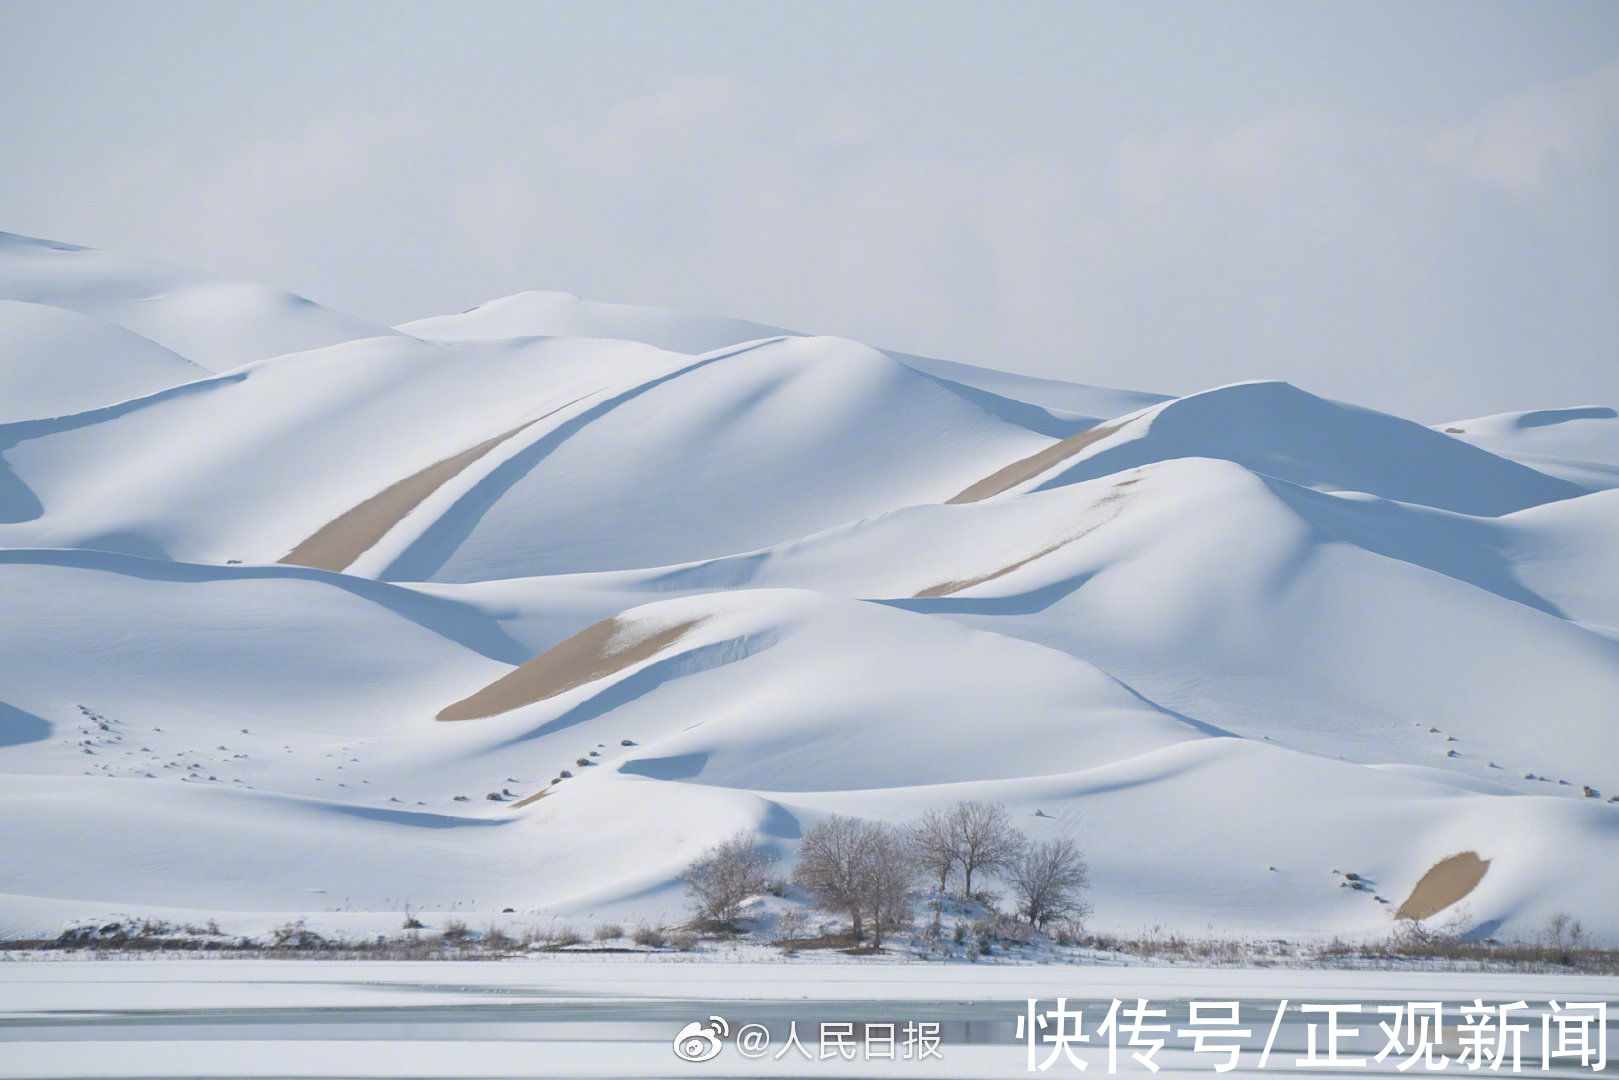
[2,229,1618,950]
[1,959,1614,1079]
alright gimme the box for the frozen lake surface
[0,959,1613,1078]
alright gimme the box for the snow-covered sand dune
[2,231,1616,943]
[0,232,397,371]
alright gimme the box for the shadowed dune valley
[1,227,1617,972]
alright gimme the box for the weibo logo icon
[672,1015,730,1062]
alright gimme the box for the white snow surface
[2,234,1617,945]
[0,960,1614,1079]
[0,231,397,371]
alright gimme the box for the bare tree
[792,814,877,941]
[793,815,920,946]
[907,807,959,893]
[681,830,776,924]
[863,823,919,948]
[951,800,1024,898]
[1009,836,1091,929]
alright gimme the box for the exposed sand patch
[947,417,1130,505]
[916,476,1139,597]
[914,537,1078,598]
[511,788,550,808]
[436,615,704,722]
[1398,851,1490,920]
[280,397,585,573]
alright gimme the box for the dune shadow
[879,571,1098,618]
[901,367,1096,439]
[757,800,803,840]
[1031,383,1583,516]
[617,751,709,781]
[319,803,512,830]
[1515,406,1616,429]
[0,548,530,664]
[0,700,51,748]
[0,457,44,524]
[1256,475,1572,620]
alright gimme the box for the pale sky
[3,0,1618,420]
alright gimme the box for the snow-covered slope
[0,334,1053,574]
[1439,406,1619,490]
[2,233,1616,944]
[0,232,397,371]
[0,300,207,423]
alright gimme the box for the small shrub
[440,918,471,945]
[402,913,425,930]
[776,909,805,940]
[545,925,582,947]
[632,925,666,948]
[1051,919,1082,946]
[1546,912,1583,949]
[594,923,624,942]
[271,919,326,950]
[972,911,1036,945]
[672,932,699,952]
